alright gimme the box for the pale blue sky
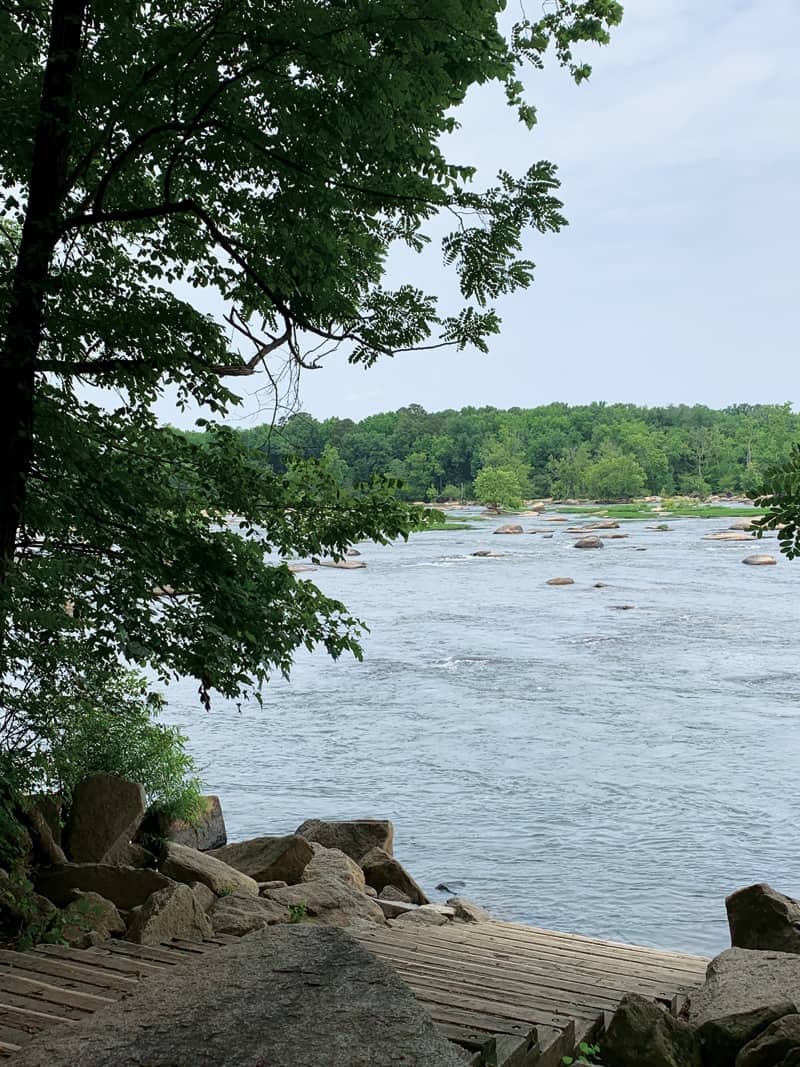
[166,0,800,426]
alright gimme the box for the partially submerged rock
[743,554,777,565]
[160,841,258,896]
[359,847,428,905]
[447,896,492,923]
[493,523,523,534]
[574,535,603,549]
[126,883,213,945]
[295,818,394,860]
[10,926,466,1066]
[727,883,800,954]
[546,577,575,586]
[319,558,366,569]
[64,774,146,864]
[209,835,313,884]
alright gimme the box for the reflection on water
[162,515,800,955]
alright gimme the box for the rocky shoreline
[5,775,800,1066]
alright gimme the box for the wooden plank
[33,944,163,978]
[0,951,138,993]
[0,1021,35,1048]
[358,932,688,1002]
[479,924,707,975]
[366,949,624,1017]
[0,988,85,1020]
[425,1003,540,1038]
[495,922,708,965]
[94,941,182,965]
[400,978,579,1030]
[0,1039,21,1055]
[365,926,705,986]
[0,972,116,1010]
[432,1020,492,1051]
[0,962,125,999]
[160,939,210,954]
[0,1002,76,1032]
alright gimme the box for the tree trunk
[0,0,86,650]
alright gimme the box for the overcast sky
[169,0,800,427]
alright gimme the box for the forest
[214,402,799,503]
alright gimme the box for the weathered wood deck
[0,921,708,1065]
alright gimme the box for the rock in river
[574,535,603,549]
[742,554,777,566]
[546,577,575,586]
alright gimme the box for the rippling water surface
[162,512,800,956]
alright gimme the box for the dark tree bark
[0,0,86,646]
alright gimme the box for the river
[161,511,800,956]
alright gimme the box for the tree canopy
[0,0,623,763]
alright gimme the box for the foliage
[473,467,525,510]
[237,403,799,504]
[0,0,622,723]
[754,444,800,558]
[563,1041,605,1065]
[0,869,66,949]
[0,757,27,871]
[287,901,309,923]
[1,663,203,823]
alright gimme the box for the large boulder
[696,1004,796,1067]
[208,891,288,936]
[295,818,394,860]
[302,842,365,891]
[160,841,258,896]
[737,1014,800,1067]
[21,802,67,866]
[359,847,428,905]
[141,796,227,852]
[105,840,156,868]
[209,835,312,884]
[262,880,386,929]
[602,993,702,1067]
[447,896,492,923]
[691,948,800,1017]
[574,535,603,549]
[36,863,175,911]
[64,774,147,863]
[126,883,214,945]
[493,524,523,534]
[390,906,448,927]
[9,926,466,1067]
[742,555,777,566]
[59,890,126,948]
[727,884,800,954]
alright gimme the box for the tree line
[220,402,799,502]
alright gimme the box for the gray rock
[36,863,175,911]
[209,891,288,936]
[391,906,448,927]
[546,577,575,586]
[377,898,419,919]
[574,535,603,549]
[447,896,492,923]
[742,554,777,565]
[727,884,800,954]
[9,926,465,1067]
[690,949,800,1027]
[295,818,394,860]
[360,847,428,905]
[21,802,67,866]
[160,841,258,896]
[189,881,216,912]
[209,834,313,884]
[493,524,523,534]
[697,1003,797,1067]
[142,796,227,852]
[59,890,125,948]
[364,885,378,898]
[263,879,387,929]
[737,1014,800,1067]
[379,884,411,903]
[105,840,156,868]
[603,992,702,1067]
[258,879,288,893]
[126,883,213,945]
[302,842,366,891]
[64,774,146,863]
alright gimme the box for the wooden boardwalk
[0,921,708,1065]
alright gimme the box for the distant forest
[194,403,799,502]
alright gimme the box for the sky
[164,0,800,427]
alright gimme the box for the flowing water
[162,512,800,956]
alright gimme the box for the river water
[162,512,800,957]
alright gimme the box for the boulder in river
[295,818,394,861]
[319,559,366,569]
[493,524,523,534]
[574,535,603,549]
[360,847,428,905]
[703,531,755,541]
[546,577,575,586]
[742,554,777,566]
